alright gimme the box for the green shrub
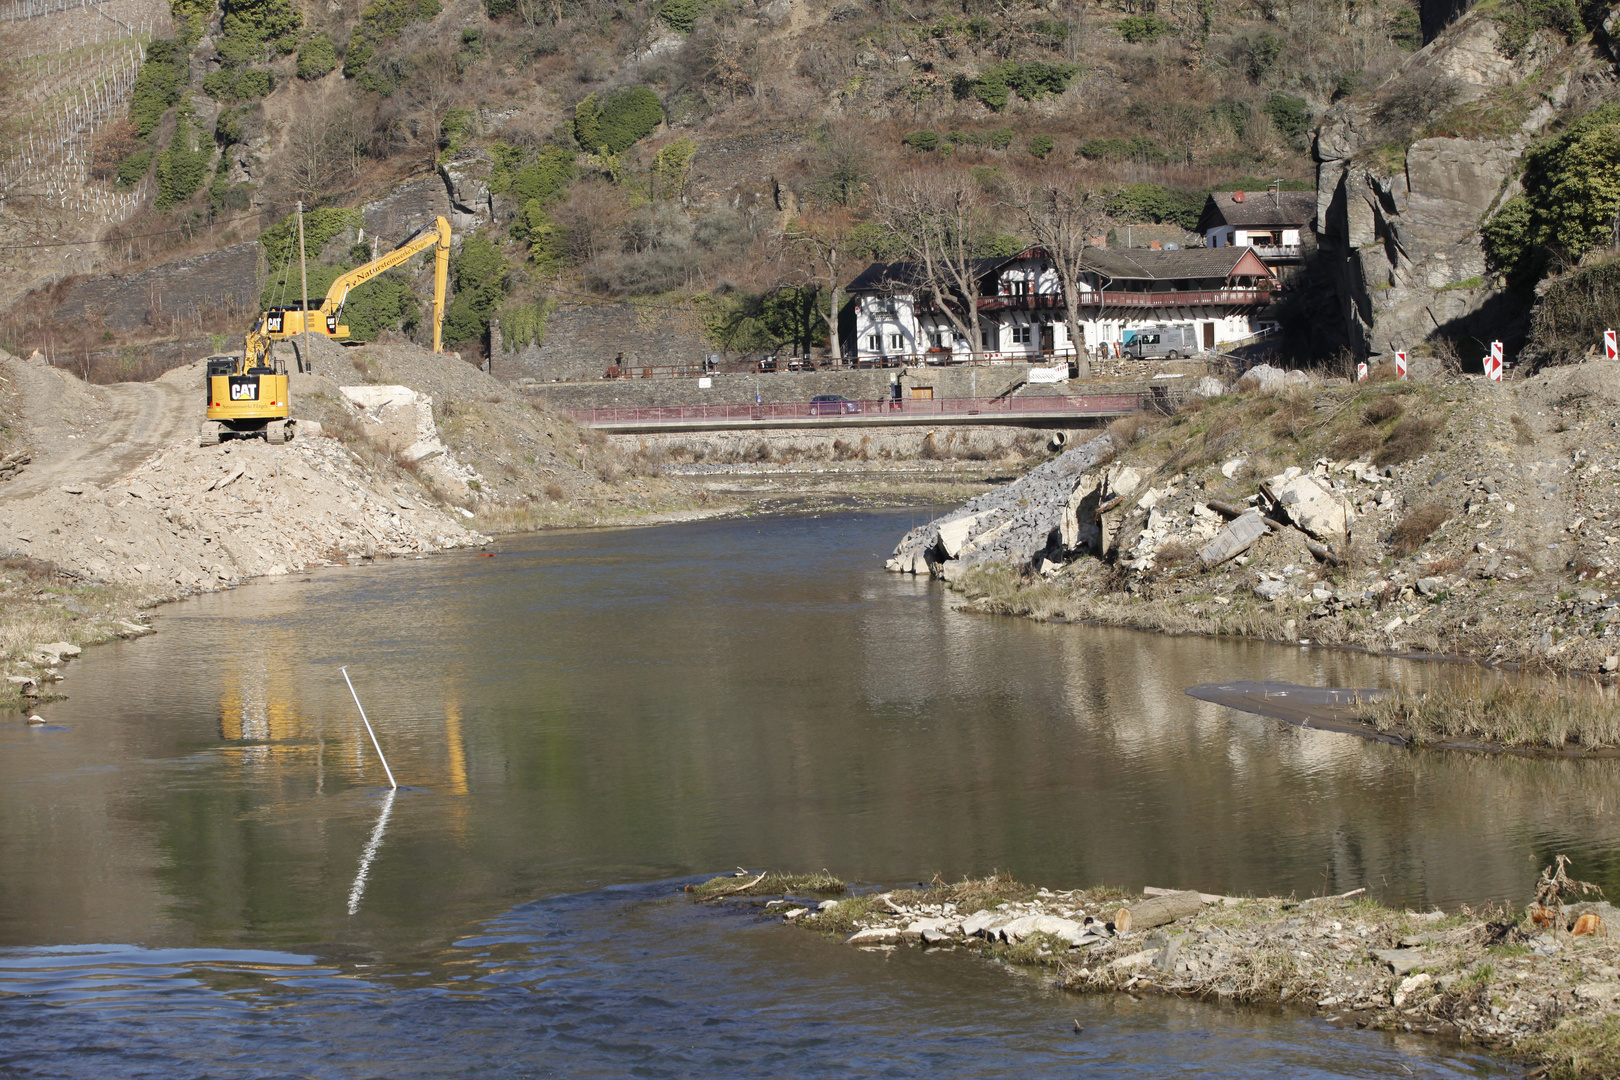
[903,129,940,151]
[1496,0,1579,57]
[440,106,475,152]
[485,0,516,15]
[1266,92,1312,144]
[130,39,187,138]
[490,144,576,205]
[987,125,1015,149]
[1077,135,1169,163]
[116,147,156,188]
[1388,4,1422,48]
[1028,134,1054,159]
[1484,104,1620,285]
[1117,13,1171,42]
[170,0,212,45]
[218,0,303,63]
[657,0,706,33]
[155,108,212,210]
[1106,182,1204,228]
[498,295,551,351]
[202,66,275,101]
[1236,30,1282,82]
[259,207,362,267]
[443,235,509,346]
[343,0,441,90]
[1030,17,1069,47]
[573,86,662,154]
[511,199,558,264]
[297,32,339,79]
[952,61,1078,112]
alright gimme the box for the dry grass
[1367,676,1620,750]
[1106,412,1155,448]
[1362,397,1404,425]
[1373,415,1443,466]
[1523,1016,1620,1080]
[1330,428,1379,459]
[1511,414,1537,445]
[687,871,847,899]
[1390,501,1448,556]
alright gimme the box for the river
[6,507,1608,1076]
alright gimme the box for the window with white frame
[1010,325,1031,345]
[866,335,880,352]
[889,333,903,351]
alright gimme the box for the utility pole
[296,201,310,374]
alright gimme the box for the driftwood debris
[1113,889,1202,934]
[1304,539,1343,566]
[695,871,767,902]
[1204,500,1248,520]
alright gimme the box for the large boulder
[1261,472,1352,542]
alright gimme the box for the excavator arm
[320,215,452,354]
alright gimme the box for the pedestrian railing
[565,389,1191,427]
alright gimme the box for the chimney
[1149,240,1162,251]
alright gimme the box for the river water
[8,508,1612,1076]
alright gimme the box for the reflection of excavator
[200,215,452,446]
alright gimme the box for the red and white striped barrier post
[1605,329,1616,361]
[1356,361,1368,382]
[1491,340,1504,372]
[1485,350,1503,382]
[1395,350,1408,380]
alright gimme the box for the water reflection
[0,509,1607,1075]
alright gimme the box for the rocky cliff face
[1313,9,1611,359]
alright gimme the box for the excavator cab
[200,349,292,446]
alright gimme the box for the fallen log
[1093,495,1124,520]
[1114,890,1202,934]
[1304,539,1343,566]
[1205,500,1248,520]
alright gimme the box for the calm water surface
[6,508,1608,1076]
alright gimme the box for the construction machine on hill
[200,213,451,446]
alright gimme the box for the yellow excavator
[200,215,452,446]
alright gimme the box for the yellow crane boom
[248,215,452,364]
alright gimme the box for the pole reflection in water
[347,787,397,915]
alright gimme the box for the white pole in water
[341,666,398,789]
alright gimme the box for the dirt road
[1,358,198,499]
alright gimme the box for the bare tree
[877,174,991,363]
[1015,180,1109,379]
[279,101,368,205]
[786,207,859,365]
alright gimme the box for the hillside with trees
[2,0,1617,369]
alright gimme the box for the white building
[1197,190,1317,262]
[845,246,1281,364]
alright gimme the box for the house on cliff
[1197,190,1317,263]
[845,246,1281,363]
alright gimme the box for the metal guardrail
[565,389,1191,428]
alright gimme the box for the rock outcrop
[1312,8,1601,358]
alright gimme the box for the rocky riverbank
[695,866,1620,1078]
[887,360,1620,751]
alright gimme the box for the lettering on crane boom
[228,376,259,401]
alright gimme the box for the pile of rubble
[0,428,486,592]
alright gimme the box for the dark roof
[1080,246,1274,281]
[1196,190,1317,232]
[846,255,1018,294]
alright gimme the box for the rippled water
[3,508,1604,1075]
